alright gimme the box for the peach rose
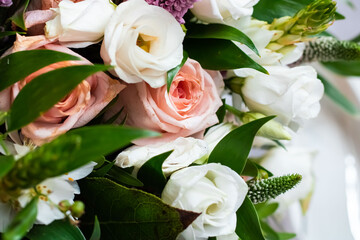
[115,59,223,145]
[0,35,125,145]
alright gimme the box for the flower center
[136,33,156,53]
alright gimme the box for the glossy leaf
[0,49,81,92]
[91,161,115,177]
[255,202,279,219]
[216,99,226,123]
[260,221,280,240]
[208,116,274,174]
[334,12,345,20]
[137,151,172,194]
[278,232,297,240]
[242,160,275,179]
[236,196,265,240]
[183,38,268,74]
[9,0,29,30]
[89,216,101,240]
[0,31,25,38]
[7,65,110,132]
[167,51,188,92]
[186,23,259,56]
[3,197,38,240]
[78,177,200,240]
[318,74,360,115]
[322,61,360,76]
[27,220,86,240]
[0,155,15,178]
[106,166,144,187]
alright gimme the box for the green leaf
[78,177,200,240]
[208,116,274,174]
[352,33,360,43]
[7,65,110,132]
[91,161,115,177]
[0,31,25,38]
[260,221,280,240]
[322,61,360,76]
[137,151,172,194]
[236,196,265,240]
[167,51,188,92]
[334,12,345,20]
[216,99,226,123]
[255,202,279,219]
[318,74,360,115]
[27,219,86,240]
[9,0,29,30]
[89,216,101,240]
[186,23,259,56]
[277,232,297,240]
[3,197,38,240]
[0,49,81,92]
[0,155,15,178]
[106,166,144,187]
[183,38,268,74]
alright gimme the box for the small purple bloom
[0,0,12,7]
[145,0,198,24]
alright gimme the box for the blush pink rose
[0,35,125,145]
[114,58,224,145]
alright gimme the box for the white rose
[101,0,185,88]
[260,147,315,215]
[162,163,248,239]
[191,0,259,24]
[234,66,324,130]
[45,0,115,48]
[115,137,209,176]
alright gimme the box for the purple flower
[0,0,12,7]
[145,0,198,24]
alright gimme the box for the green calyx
[247,174,302,204]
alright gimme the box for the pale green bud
[71,201,85,218]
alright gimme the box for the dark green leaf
[0,155,15,178]
[27,219,86,240]
[216,99,226,123]
[183,38,268,74]
[242,160,259,177]
[106,165,144,187]
[0,31,25,38]
[277,232,297,240]
[78,177,200,240]
[7,65,110,132]
[208,116,274,174]
[9,0,29,30]
[167,51,188,92]
[255,163,274,178]
[352,33,360,43]
[273,140,287,150]
[322,61,360,76]
[260,221,280,240]
[236,196,265,240]
[3,197,38,240]
[186,23,259,56]
[334,12,345,20]
[255,202,279,219]
[89,216,101,240]
[318,74,360,115]
[91,161,115,177]
[0,49,81,92]
[137,151,172,194]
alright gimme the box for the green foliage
[78,177,200,240]
[318,74,360,115]
[0,49,80,92]
[322,60,360,76]
[106,166,144,187]
[260,221,296,240]
[0,155,15,178]
[208,116,274,174]
[0,31,25,38]
[236,197,265,240]
[183,38,267,74]
[7,65,110,132]
[137,151,172,194]
[248,174,302,204]
[186,23,259,56]
[167,51,188,92]
[89,216,101,240]
[242,160,274,179]
[3,197,38,240]
[27,220,86,240]
[9,0,29,30]
[216,99,226,123]
[255,202,279,219]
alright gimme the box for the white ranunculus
[162,163,248,240]
[45,0,115,48]
[234,66,324,130]
[115,137,209,176]
[260,147,315,215]
[191,0,259,24]
[203,123,236,152]
[101,0,185,88]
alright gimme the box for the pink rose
[0,35,125,145]
[114,59,224,145]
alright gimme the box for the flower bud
[58,200,71,212]
[70,201,85,218]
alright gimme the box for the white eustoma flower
[18,162,96,225]
[115,137,209,176]
[45,0,115,48]
[162,163,248,240]
[234,66,324,130]
[191,0,259,24]
[260,147,315,215]
[101,0,185,88]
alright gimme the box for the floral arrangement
[0,0,359,239]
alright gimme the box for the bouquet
[0,0,359,239]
